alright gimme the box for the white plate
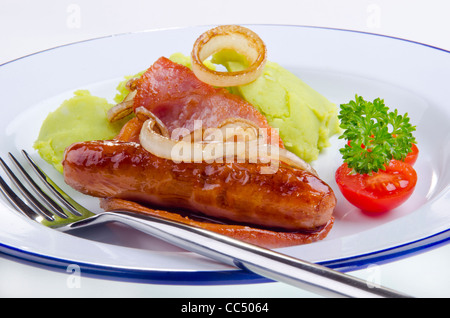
[0,25,449,285]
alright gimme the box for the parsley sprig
[338,95,416,174]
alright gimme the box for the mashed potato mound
[34,90,130,172]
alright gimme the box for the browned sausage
[63,138,335,233]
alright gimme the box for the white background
[0,0,449,298]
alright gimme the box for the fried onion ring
[191,25,267,87]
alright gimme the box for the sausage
[63,138,336,232]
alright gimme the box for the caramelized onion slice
[191,25,267,87]
[207,118,260,142]
[135,106,169,138]
[139,117,317,176]
[139,118,205,163]
[107,78,139,122]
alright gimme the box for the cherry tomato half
[335,160,417,213]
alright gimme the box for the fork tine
[0,174,42,221]
[8,153,69,219]
[21,150,87,217]
[0,157,54,221]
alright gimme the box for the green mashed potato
[34,90,130,173]
[34,52,339,173]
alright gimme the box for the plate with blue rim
[0,24,449,284]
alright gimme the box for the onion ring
[191,25,267,87]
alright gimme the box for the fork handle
[69,210,410,298]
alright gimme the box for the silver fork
[0,150,410,298]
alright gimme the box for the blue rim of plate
[0,227,449,285]
[0,24,449,285]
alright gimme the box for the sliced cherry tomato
[335,160,417,213]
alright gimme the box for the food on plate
[63,118,336,248]
[114,49,340,163]
[38,46,339,171]
[335,95,418,212]
[211,49,340,162]
[63,53,336,247]
[34,90,131,173]
[110,57,316,174]
[35,25,339,248]
[132,56,282,145]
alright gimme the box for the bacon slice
[133,57,282,145]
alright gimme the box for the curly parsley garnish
[338,95,416,174]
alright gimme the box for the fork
[0,150,410,298]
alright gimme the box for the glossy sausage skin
[63,140,336,232]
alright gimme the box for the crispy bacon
[133,57,282,145]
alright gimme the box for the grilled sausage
[63,138,335,232]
